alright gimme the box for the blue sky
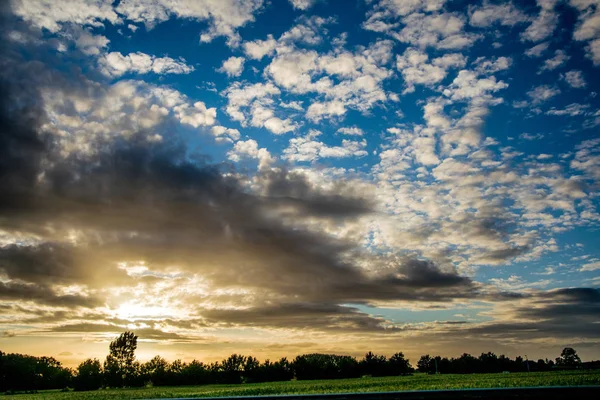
[1,0,599,365]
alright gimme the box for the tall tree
[556,347,582,367]
[104,331,138,387]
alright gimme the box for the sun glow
[116,302,174,320]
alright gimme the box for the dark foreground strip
[146,386,600,400]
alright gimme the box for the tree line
[0,331,589,393]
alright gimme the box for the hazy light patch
[116,302,177,321]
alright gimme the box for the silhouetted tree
[5,341,597,392]
[292,354,359,380]
[556,347,581,367]
[181,360,210,385]
[243,356,261,383]
[142,355,169,386]
[388,352,411,375]
[73,359,103,391]
[478,352,499,373]
[220,354,246,383]
[417,354,434,373]
[168,360,185,386]
[0,352,72,391]
[104,331,138,387]
[259,358,294,382]
[361,352,388,376]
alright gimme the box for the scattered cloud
[524,41,550,57]
[468,1,528,28]
[288,0,316,11]
[561,70,587,88]
[100,52,194,77]
[337,127,364,136]
[539,49,569,73]
[521,0,559,42]
[218,56,245,77]
[527,84,560,105]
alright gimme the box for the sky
[0,0,599,367]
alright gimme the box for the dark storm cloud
[259,168,373,218]
[199,303,403,332]
[0,243,130,287]
[474,246,532,264]
[538,288,600,303]
[0,281,101,308]
[441,288,600,341]
[48,323,192,341]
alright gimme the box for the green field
[5,370,600,400]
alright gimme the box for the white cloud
[227,139,275,170]
[224,82,296,134]
[395,48,449,92]
[520,132,545,141]
[11,0,264,47]
[288,0,316,10]
[588,38,600,65]
[337,127,364,136]
[468,1,528,27]
[539,50,569,72]
[395,48,468,94]
[432,53,468,69]
[562,70,587,88]
[571,1,600,64]
[37,80,218,157]
[512,100,529,109]
[436,70,508,155]
[279,15,332,46]
[99,51,194,77]
[211,125,241,143]
[243,34,277,60]
[546,103,590,116]
[386,126,440,166]
[11,0,121,32]
[73,28,110,56]
[571,138,600,180]
[224,82,281,124]
[283,130,367,162]
[443,70,508,101]
[571,0,600,41]
[432,158,480,181]
[363,0,446,33]
[423,100,451,129]
[261,40,392,120]
[527,85,560,105]
[306,100,346,122]
[115,0,264,47]
[580,261,600,272]
[266,49,319,93]
[280,101,304,111]
[174,101,217,128]
[263,117,297,135]
[393,12,480,50]
[218,56,245,77]
[473,56,512,74]
[521,0,559,42]
[524,42,550,57]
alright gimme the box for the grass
[4,370,600,400]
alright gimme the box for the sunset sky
[1,0,599,367]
